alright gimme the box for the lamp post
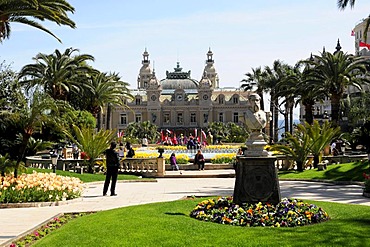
[51,153,58,173]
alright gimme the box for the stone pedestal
[233,156,281,205]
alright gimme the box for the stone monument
[233,93,281,205]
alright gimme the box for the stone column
[156,157,166,177]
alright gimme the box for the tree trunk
[273,97,279,143]
[289,102,294,134]
[106,103,111,130]
[296,161,304,172]
[269,93,274,144]
[284,102,289,137]
[15,132,32,178]
[331,93,342,127]
[313,155,319,169]
[305,104,314,125]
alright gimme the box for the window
[233,112,239,123]
[233,97,238,104]
[135,113,142,123]
[143,81,147,88]
[219,96,224,104]
[135,98,141,105]
[120,114,127,125]
[190,113,196,123]
[164,113,170,123]
[177,113,183,123]
[219,112,224,122]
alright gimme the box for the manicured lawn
[25,168,151,183]
[33,198,370,247]
[279,161,369,182]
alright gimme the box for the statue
[244,93,267,131]
[243,93,269,157]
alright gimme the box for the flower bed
[0,171,84,203]
[363,172,370,193]
[190,197,329,227]
[10,212,93,247]
[210,153,236,164]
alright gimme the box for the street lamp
[51,153,58,173]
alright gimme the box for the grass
[31,198,370,247]
[24,168,152,183]
[279,161,369,182]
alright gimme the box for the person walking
[170,153,179,171]
[103,142,120,196]
[194,149,205,171]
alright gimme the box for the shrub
[211,153,236,164]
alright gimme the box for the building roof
[160,62,199,90]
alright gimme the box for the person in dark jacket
[103,142,119,196]
[194,149,205,170]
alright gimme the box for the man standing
[103,142,119,196]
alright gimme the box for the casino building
[107,48,251,135]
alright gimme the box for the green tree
[225,122,248,143]
[125,121,159,144]
[306,51,370,127]
[264,60,290,142]
[78,72,133,130]
[305,120,341,168]
[64,125,116,173]
[0,60,26,111]
[241,66,266,111]
[270,124,312,172]
[0,0,75,43]
[19,48,95,101]
[1,92,59,177]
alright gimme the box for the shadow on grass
[164,212,187,216]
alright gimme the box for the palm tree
[82,72,133,130]
[306,51,370,127]
[305,120,341,168]
[19,48,95,101]
[264,60,290,143]
[125,121,159,143]
[1,91,59,177]
[0,0,76,43]
[64,125,116,173]
[337,0,356,9]
[241,66,266,111]
[270,127,312,172]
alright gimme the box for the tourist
[142,136,149,147]
[170,153,179,171]
[103,142,119,196]
[126,145,135,158]
[194,149,205,171]
[118,144,125,160]
[72,143,79,159]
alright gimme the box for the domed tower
[137,48,153,89]
[203,48,219,88]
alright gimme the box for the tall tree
[306,51,370,127]
[81,72,133,130]
[241,66,266,111]
[264,60,290,143]
[1,92,59,177]
[125,121,159,143]
[19,48,95,101]
[0,0,75,43]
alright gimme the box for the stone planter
[363,190,370,198]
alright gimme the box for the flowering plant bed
[190,197,329,227]
[0,171,84,203]
[10,212,94,247]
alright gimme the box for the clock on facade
[203,94,209,100]
[176,94,183,101]
[151,95,157,101]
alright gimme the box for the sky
[1,0,370,91]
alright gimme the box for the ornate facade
[110,48,251,135]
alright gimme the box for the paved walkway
[1,173,370,246]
